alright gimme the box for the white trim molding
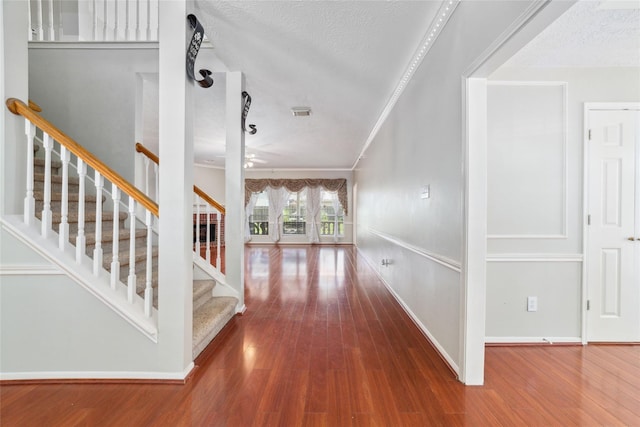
[367,227,461,273]
[486,81,569,240]
[28,41,159,50]
[0,265,63,275]
[485,337,582,345]
[0,362,195,382]
[486,253,583,263]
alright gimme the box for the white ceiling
[146,0,639,170]
[187,0,443,169]
[503,0,640,68]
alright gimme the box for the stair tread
[85,228,147,245]
[34,191,100,202]
[103,245,159,265]
[34,158,63,169]
[34,173,80,184]
[37,210,129,223]
[192,297,237,350]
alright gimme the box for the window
[320,191,344,236]
[249,192,269,235]
[283,190,306,235]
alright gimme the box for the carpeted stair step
[34,191,101,213]
[34,173,80,193]
[33,158,62,175]
[193,280,215,312]
[85,228,148,256]
[192,296,238,358]
[36,210,128,235]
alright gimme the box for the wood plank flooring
[2,245,639,426]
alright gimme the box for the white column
[459,78,487,385]
[225,72,246,311]
[1,0,29,216]
[158,0,193,372]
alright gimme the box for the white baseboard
[485,336,582,345]
[1,362,195,382]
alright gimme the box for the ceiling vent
[291,107,311,117]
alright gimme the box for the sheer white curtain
[306,187,321,243]
[244,192,258,243]
[330,192,341,242]
[268,187,289,242]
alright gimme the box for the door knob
[628,237,636,241]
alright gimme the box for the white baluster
[55,0,63,40]
[93,171,104,276]
[144,210,153,317]
[149,0,158,41]
[113,0,119,40]
[127,197,137,303]
[153,163,159,229]
[76,159,87,263]
[125,0,133,41]
[35,0,44,40]
[135,0,141,41]
[58,146,70,249]
[102,0,108,41]
[216,211,222,271]
[205,203,211,263]
[41,133,53,238]
[27,0,33,40]
[153,163,159,203]
[47,0,55,40]
[110,184,120,289]
[143,156,150,197]
[24,121,36,225]
[145,0,151,41]
[92,0,98,40]
[195,195,201,256]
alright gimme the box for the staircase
[31,141,237,359]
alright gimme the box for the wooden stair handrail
[135,142,225,215]
[7,98,159,217]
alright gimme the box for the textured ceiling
[187,0,442,169]
[504,0,640,68]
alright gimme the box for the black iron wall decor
[242,91,257,135]
[186,14,213,88]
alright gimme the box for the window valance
[245,178,348,215]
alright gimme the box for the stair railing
[135,142,225,274]
[6,98,159,318]
[28,0,159,42]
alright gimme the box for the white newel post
[158,0,193,373]
[225,72,246,311]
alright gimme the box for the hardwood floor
[2,245,639,426]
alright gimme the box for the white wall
[485,67,640,341]
[245,169,354,244]
[194,165,226,203]
[28,46,159,183]
[0,228,179,379]
[353,1,541,374]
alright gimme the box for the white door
[586,107,640,342]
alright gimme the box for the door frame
[582,102,640,343]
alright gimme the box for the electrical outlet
[527,296,538,312]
